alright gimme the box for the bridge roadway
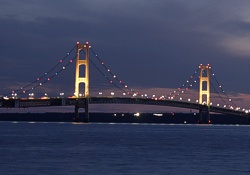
[0,97,247,116]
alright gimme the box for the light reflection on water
[0,121,250,175]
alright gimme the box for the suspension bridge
[0,41,249,123]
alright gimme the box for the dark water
[0,121,250,175]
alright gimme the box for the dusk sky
[1,0,250,112]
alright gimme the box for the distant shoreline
[0,112,249,125]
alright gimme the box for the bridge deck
[0,97,247,116]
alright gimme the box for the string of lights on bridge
[168,68,200,101]
[89,48,140,97]
[6,42,139,99]
[7,45,77,98]
[4,42,247,112]
[167,64,239,110]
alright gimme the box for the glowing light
[153,113,163,116]
[60,60,63,63]
[113,75,116,78]
[76,42,80,44]
[70,60,73,63]
[48,78,50,81]
[63,67,65,69]
[134,113,140,117]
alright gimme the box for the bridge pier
[73,98,89,123]
[84,98,89,123]
[198,106,211,124]
[74,105,79,122]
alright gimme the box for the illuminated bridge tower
[199,64,211,124]
[74,41,90,122]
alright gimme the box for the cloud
[179,1,250,57]
[218,35,250,56]
[1,0,250,103]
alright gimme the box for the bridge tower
[74,41,90,122]
[199,64,211,124]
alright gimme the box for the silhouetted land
[0,112,249,125]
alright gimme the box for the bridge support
[198,64,211,124]
[74,98,89,123]
[73,41,90,123]
[199,106,210,124]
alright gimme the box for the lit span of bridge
[0,97,246,117]
[0,41,249,123]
